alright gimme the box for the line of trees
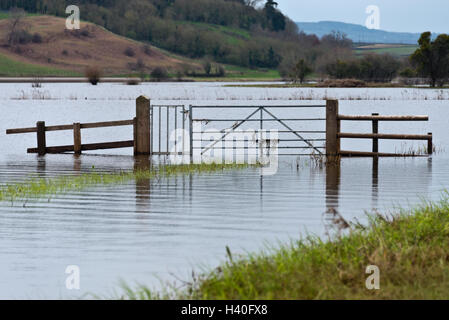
[281,31,449,86]
[325,54,401,83]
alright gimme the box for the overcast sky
[276,0,448,33]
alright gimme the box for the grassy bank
[122,193,449,300]
[0,53,80,77]
[0,163,251,202]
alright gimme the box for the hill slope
[0,15,197,76]
[296,21,438,44]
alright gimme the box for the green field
[220,65,280,80]
[0,12,41,20]
[354,45,418,57]
[0,51,278,80]
[0,53,80,76]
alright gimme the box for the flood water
[0,82,448,299]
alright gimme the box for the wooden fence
[325,100,432,157]
[6,95,151,156]
[6,97,433,158]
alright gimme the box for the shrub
[203,61,212,75]
[80,29,90,37]
[31,33,43,43]
[217,65,226,77]
[85,66,102,85]
[150,67,169,81]
[15,30,33,44]
[399,68,416,78]
[281,58,313,83]
[126,78,140,85]
[124,47,136,57]
[142,45,152,55]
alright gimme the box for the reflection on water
[326,161,340,210]
[0,148,445,299]
[0,94,448,298]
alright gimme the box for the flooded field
[0,82,448,299]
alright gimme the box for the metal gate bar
[148,104,326,159]
[189,104,326,160]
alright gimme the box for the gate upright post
[428,132,433,155]
[135,95,151,155]
[189,105,193,163]
[73,122,81,155]
[372,113,379,154]
[36,121,46,156]
[326,100,340,157]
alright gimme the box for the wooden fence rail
[326,100,433,157]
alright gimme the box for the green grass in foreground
[119,192,449,300]
[0,53,80,77]
[0,163,251,202]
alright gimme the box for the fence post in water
[189,105,193,163]
[372,113,379,154]
[133,117,137,155]
[326,100,339,157]
[135,95,151,155]
[428,132,433,155]
[36,121,46,156]
[73,122,81,155]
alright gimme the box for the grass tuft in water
[0,163,253,203]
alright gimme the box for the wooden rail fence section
[6,95,151,156]
[325,100,432,157]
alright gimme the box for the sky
[276,0,448,33]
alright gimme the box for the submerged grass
[0,163,252,203]
[118,192,449,300]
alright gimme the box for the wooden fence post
[36,121,46,156]
[135,95,151,155]
[326,100,339,157]
[372,113,379,154]
[428,132,433,155]
[133,117,137,155]
[73,123,81,155]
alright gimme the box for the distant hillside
[0,0,302,70]
[296,21,438,44]
[0,16,197,76]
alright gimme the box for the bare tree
[6,8,27,46]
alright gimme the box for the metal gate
[149,103,326,160]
